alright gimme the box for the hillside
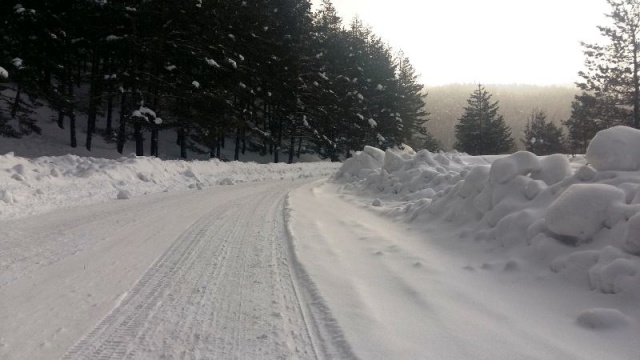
[425,84,578,150]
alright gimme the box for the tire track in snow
[62,180,338,359]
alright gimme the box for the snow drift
[334,126,640,322]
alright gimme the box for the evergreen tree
[575,0,639,129]
[563,92,625,153]
[394,51,439,151]
[522,110,565,155]
[455,85,514,155]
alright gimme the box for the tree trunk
[288,124,295,164]
[85,52,101,151]
[234,126,241,161]
[57,111,64,129]
[69,112,77,148]
[134,122,144,156]
[117,92,127,154]
[297,136,303,158]
[274,115,282,163]
[10,83,21,118]
[633,33,639,129]
[106,93,114,136]
[68,67,77,148]
[216,132,222,158]
[150,127,158,157]
[242,128,246,155]
[178,128,187,159]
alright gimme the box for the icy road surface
[0,179,345,360]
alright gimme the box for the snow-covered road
[2,165,640,360]
[1,179,342,360]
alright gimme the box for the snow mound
[334,126,640,304]
[334,146,385,181]
[587,126,640,171]
[545,184,626,244]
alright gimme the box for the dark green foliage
[455,85,514,155]
[522,110,565,155]
[569,0,640,147]
[0,0,437,160]
[395,51,435,151]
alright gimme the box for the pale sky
[312,0,610,86]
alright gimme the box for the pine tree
[522,110,565,155]
[455,85,514,155]
[576,0,639,128]
[394,51,439,151]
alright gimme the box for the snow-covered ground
[2,126,640,359]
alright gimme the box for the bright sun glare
[313,0,610,86]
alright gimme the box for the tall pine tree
[569,0,640,146]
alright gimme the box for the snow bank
[0,152,339,219]
[334,126,640,323]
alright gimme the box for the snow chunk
[0,189,14,204]
[576,308,630,330]
[368,118,377,128]
[588,246,639,294]
[192,81,200,89]
[11,58,24,69]
[117,190,132,200]
[205,58,221,68]
[586,126,640,171]
[0,66,8,79]
[489,151,539,185]
[545,184,626,244]
[372,198,382,207]
[531,154,571,185]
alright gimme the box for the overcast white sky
[312,0,610,86]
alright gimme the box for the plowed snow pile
[0,152,339,219]
[334,125,640,330]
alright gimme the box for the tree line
[0,0,436,162]
[2,0,637,159]
[445,0,639,156]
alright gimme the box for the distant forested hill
[425,84,578,150]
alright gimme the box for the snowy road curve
[0,179,341,360]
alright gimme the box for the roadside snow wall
[334,125,640,300]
